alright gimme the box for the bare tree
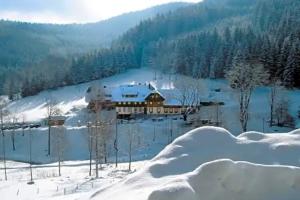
[174,76,205,118]
[114,118,119,168]
[89,83,110,178]
[52,125,66,176]
[215,103,222,126]
[45,99,61,156]
[126,120,139,171]
[226,62,268,132]
[274,93,294,127]
[0,97,9,180]
[269,80,282,127]
[28,127,34,184]
[22,114,26,136]
[10,115,17,151]
[87,121,93,176]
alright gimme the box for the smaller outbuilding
[47,116,67,126]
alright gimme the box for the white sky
[0,0,200,24]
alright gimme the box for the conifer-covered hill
[0,2,190,68]
[117,0,300,86]
[2,0,300,98]
[69,0,300,91]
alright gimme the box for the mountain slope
[0,2,191,68]
[2,0,300,97]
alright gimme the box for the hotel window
[123,107,126,112]
[139,107,143,112]
[128,107,132,112]
[134,107,137,113]
[157,108,161,113]
[149,107,153,113]
[170,108,173,113]
[150,102,153,105]
[175,108,179,113]
[164,108,168,113]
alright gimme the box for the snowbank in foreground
[90,127,300,200]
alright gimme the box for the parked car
[29,123,41,129]
[157,117,164,122]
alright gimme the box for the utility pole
[28,127,34,184]
[114,117,118,168]
[94,117,113,179]
[95,121,99,179]
[216,103,219,126]
[153,121,156,142]
[170,118,173,143]
[262,117,265,133]
[87,122,93,176]
[129,122,132,171]
[1,109,7,181]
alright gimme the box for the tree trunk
[11,130,16,151]
[129,139,132,171]
[115,119,118,168]
[48,125,51,156]
[2,132,7,181]
[95,135,99,178]
[89,135,93,176]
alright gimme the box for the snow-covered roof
[110,84,155,102]
[49,115,67,121]
[159,89,181,106]
[89,83,183,106]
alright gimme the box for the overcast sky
[0,0,200,24]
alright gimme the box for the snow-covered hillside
[89,127,300,200]
[2,68,300,163]
[5,68,300,134]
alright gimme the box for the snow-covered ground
[88,127,300,200]
[1,68,300,163]
[5,68,300,133]
[0,160,146,200]
[1,127,300,200]
[2,117,190,163]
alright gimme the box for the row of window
[117,101,162,105]
[122,94,138,98]
[116,107,144,113]
[116,107,180,114]
[147,107,179,114]
[117,102,143,105]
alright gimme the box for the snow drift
[89,127,300,200]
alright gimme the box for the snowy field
[1,127,300,200]
[5,68,300,133]
[1,69,300,199]
[0,160,147,200]
[1,68,300,163]
[1,117,190,163]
